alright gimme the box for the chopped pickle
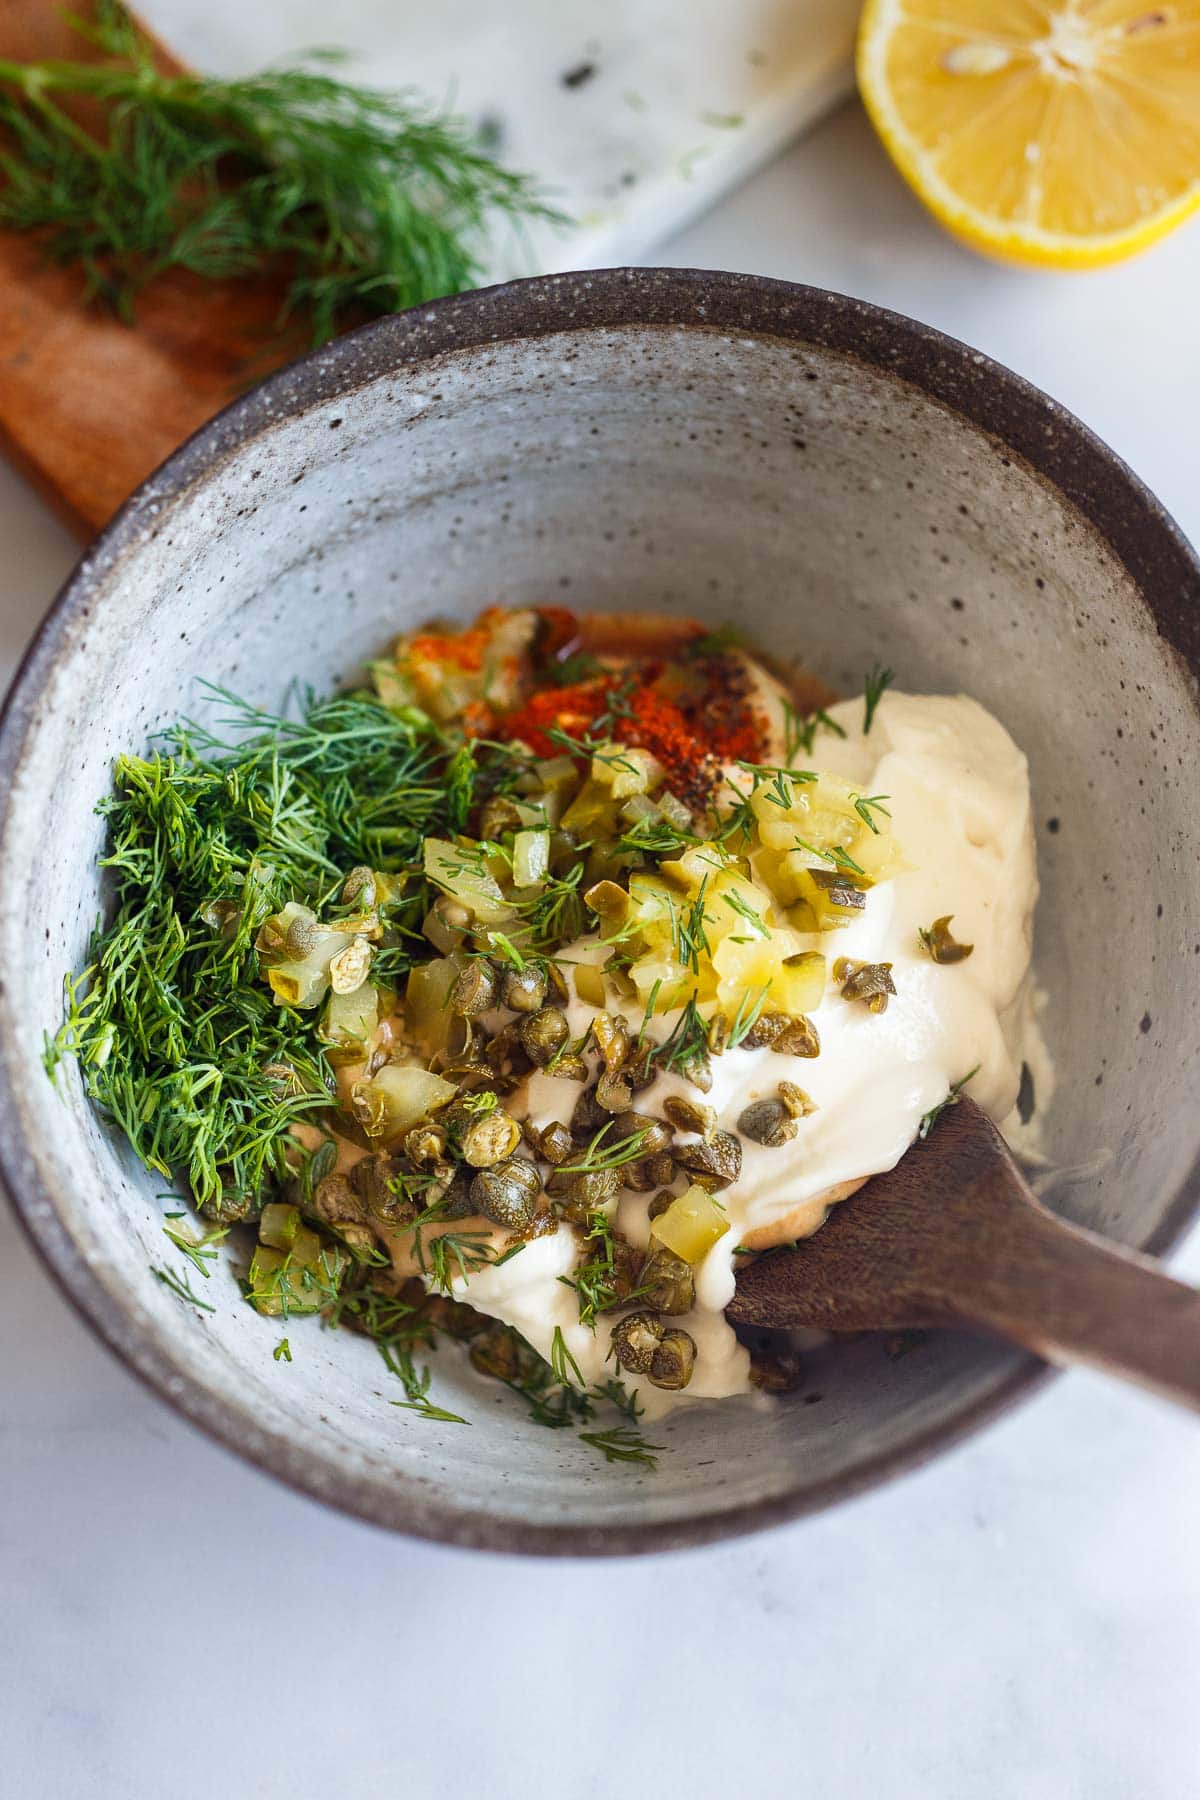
[248,1227,348,1317]
[650,1183,730,1263]
[512,827,550,890]
[405,954,465,1056]
[589,741,662,799]
[320,981,380,1059]
[423,836,512,925]
[352,1064,457,1143]
[259,1201,302,1251]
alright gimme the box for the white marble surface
[4,86,1200,1800]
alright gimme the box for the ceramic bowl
[3,270,1199,1555]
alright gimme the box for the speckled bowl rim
[2,268,1199,1557]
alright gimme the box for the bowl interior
[4,278,1199,1551]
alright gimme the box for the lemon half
[857,0,1200,268]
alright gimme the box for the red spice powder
[498,657,769,810]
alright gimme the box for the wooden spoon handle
[936,1175,1200,1413]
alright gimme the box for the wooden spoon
[727,1096,1200,1413]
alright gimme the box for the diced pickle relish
[50,605,1046,1451]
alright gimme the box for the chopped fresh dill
[578,1426,662,1469]
[273,1337,292,1363]
[567,1122,654,1175]
[726,982,771,1050]
[863,664,895,734]
[787,704,847,759]
[151,1264,216,1313]
[918,1065,980,1139]
[851,793,891,833]
[793,837,867,878]
[162,1220,228,1279]
[721,887,769,937]
[550,1324,585,1389]
[0,0,560,347]
[654,997,710,1078]
[44,683,463,1215]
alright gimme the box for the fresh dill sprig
[793,837,867,878]
[0,1,560,346]
[918,1065,980,1139]
[162,1219,228,1278]
[550,1324,585,1389]
[851,793,891,833]
[726,982,771,1050]
[788,706,847,758]
[151,1263,216,1313]
[654,997,710,1078]
[863,664,895,734]
[566,1122,654,1176]
[45,683,463,1215]
[327,1282,468,1424]
[578,1426,662,1469]
[560,1211,652,1330]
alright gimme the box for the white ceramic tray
[144,0,859,274]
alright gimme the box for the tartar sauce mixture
[57,606,1047,1452]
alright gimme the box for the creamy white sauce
[440,689,1050,1418]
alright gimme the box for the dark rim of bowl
[2,268,1199,1557]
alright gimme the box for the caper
[648,1328,696,1391]
[285,915,321,957]
[621,1159,654,1192]
[595,1067,633,1113]
[443,1058,503,1093]
[470,1157,541,1228]
[424,894,472,955]
[439,1171,476,1220]
[610,1312,663,1375]
[519,1006,570,1066]
[460,1109,522,1168]
[198,1186,258,1226]
[581,1232,643,1312]
[742,1011,821,1058]
[833,957,897,1014]
[591,1011,629,1070]
[638,1245,696,1314]
[351,1152,417,1226]
[550,1053,590,1083]
[613,1111,673,1155]
[663,1095,718,1139]
[545,962,571,1004]
[920,914,974,965]
[486,1020,532,1081]
[645,1150,676,1188]
[778,1081,818,1119]
[610,1312,697,1390]
[342,865,376,908]
[545,1164,620,1216]
[647,1187,678,1221]
[501,964,548,1013]
[571,1084,609,1136]
[311,1172,368,1226]
[737,1099,799,1148]
[536,1120,574,1165]
[478,795,524,839]
[403,1120,448,1165]
[451,959,498,1017]
[673,1129,743,1189]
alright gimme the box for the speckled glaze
[2,270,1198,1556]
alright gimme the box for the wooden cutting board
[0,5,300,535]
[0,0,858,537]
